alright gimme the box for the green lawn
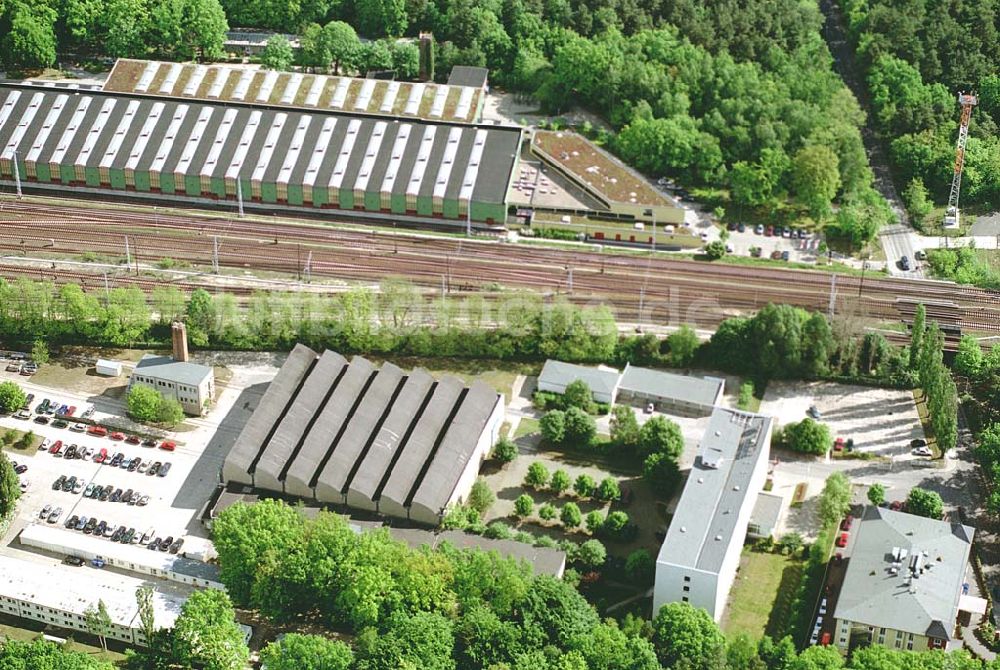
[723,549,804,640]
[0,427,42,456]
[514,417,540,439]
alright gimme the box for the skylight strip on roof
[174,106,214,175]
[280,73,303,105]
[256,70,280,102]
[380,81,400,113]
[231,69,254,100]
[459,129,488,201]
[429,85,448,118]
[0,91,21,133]
[134,61,159,93]
[224,110,263,180]
[158,63,183,94]
[50,96,90,165]
[201,108,239,177]
[277,115,311,185]
[26,94,69,163]
[353,120,386,192]
[354,79,376,111]
[99,99,140,169]
[251,112,287,182]
[206,68,226,98]
[454,87,474,119]
[0,92,44,161]
[379,123,410,194]
[432,126,463,199]
[406,125,436,197]
[330,78,349,109]
[125,102,165,170]
[73,97,116,167]
[149,104,190,174]
[304,75,324,106]
[328,118,361,189]
[403,83,424,115]
[183,65,208,96]
[302,117,336,187]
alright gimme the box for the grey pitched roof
[387,528,565,577]
[447,66,489,88]
[833,506,974,640]
[619,364,723,407]
[134,354,212,387]
[538,360,620,398]
[657,408,772,573]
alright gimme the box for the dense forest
[836,0,1000,216]
[0,0,891,243]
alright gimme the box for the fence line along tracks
[0,201,997,339]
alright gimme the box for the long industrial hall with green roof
[0,80,521,227]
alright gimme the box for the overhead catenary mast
[943,92,977,229]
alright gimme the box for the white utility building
[653,407,773,621]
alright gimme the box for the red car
[109,432,125,441]
[87,425,108,437]
[125,435,141,445]
[821,632,831,646]
[765,225,774,237]
[159,441,176,451]
[65,406,76,417]
[94,447,108,464]
[889,500,904,511]
[48,440,63,454]
[833,437,845,452]
[836,532,850,548]
[841,515,853,531]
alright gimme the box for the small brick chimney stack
[171,322,189,362]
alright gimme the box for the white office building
[0,554,184,646]
[653,407,773,621]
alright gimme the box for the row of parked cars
[51,474,151,505]
[58,511,184,553]
[4,361,37,376]
[40,438,172,477]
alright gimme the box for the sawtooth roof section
[410,380,500,517]
[221,344,318,484]
[283,356,376,498]
[378,377,465,511]
[251,350,348,492]
[346,369,436,507]
[313,362,406,500]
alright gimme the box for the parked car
[643,403,654,414]
[70,422,86,433]
[141,439,157,448]
[900,256,911,271]
[780,250,790,261]
[148,537,161,550]
[64,514,79,529]
[5,363,20,372]
[770,250,782,260]
[39,504,52,518]
[836,532,850,548]
[64,444,77,460]
[21,364,37,376]
[81,407,95,419]
[157,462,171,477]
[84,483,96,497]
[110,526,125,542]
[47,507,63,523]
[138,460,149,473]
[52,476,65,490]
[49,440,63,455]
[807,405,822,420]
[75,515,89,531]
[87,425,108,437]
[912,445,933,457]
[159,536,174,551]
[110,488,123,503]
[169,538,184,554]
[122,488,133,503]
[841,515,854,531]
[14,463,27,475]
[755,224,764,234]
[137,495,149,506]
[62,476,76,492]
[85,517,99,534]
[98,485,112,501]
[125,435,141,445]
[122,528,136,544]
[63,556,85,567]
[110,432,125,441]
[765,225,774,236]
[128,458,140,472]
[148,462,161,476]
[110,453,123,467]
[159,441,176,451]
[14,409,30,419]
[34,415,50,425]
[889,500,904,511]
[96,521,108,536]
[833,437,845,452]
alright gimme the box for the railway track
[1,200,998,341]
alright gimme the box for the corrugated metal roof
[148,104,189,175]
[619,364,723,408]
[125,102,164,171]
[250,112,286,183]
[381,81,400,113]
[174,106,214,175]
[277,115,311,185]
[329,118,361,190]
[135,61,158,93]
[200,108,239,177]
[280,73,302,105]
[159,63,182,94]
[224,109,262,180]
[73,97,115,167]
[25,94,67,164]
[99,100,140,169]
[353,120,386,193]
[304,75,324,106]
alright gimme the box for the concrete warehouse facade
[0,83,520,225]
[223,345,505,525]
[130,354,214,416]
[832,507,980,653]
[654,408,773,621]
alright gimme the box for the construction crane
[943,92,977,229]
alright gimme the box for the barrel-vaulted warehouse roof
[223,347,504,525]
[0,84,520,223]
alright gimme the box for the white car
[912,446,933,457]
[39,437,51,451]
[819,598,828,615]
[725,242,735,253]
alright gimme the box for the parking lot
[760,381,926,461]
[0,354,267,560]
